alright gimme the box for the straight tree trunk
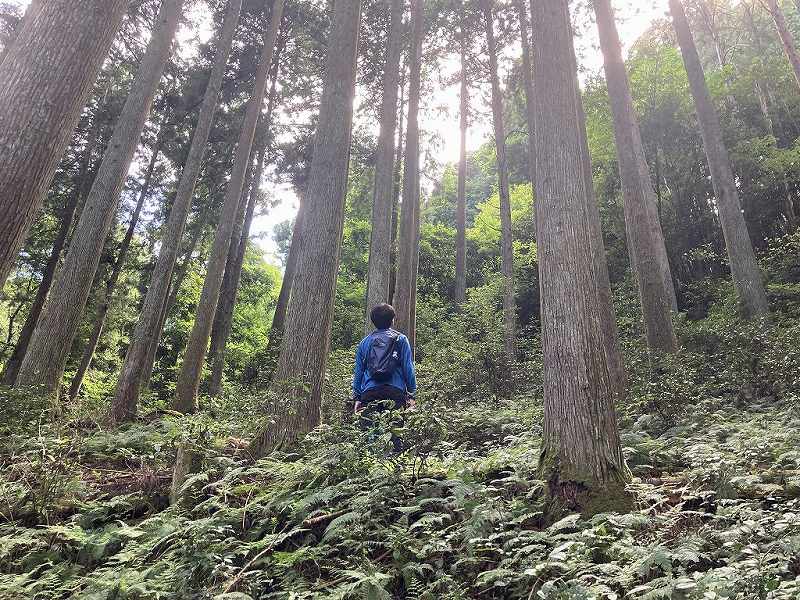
[68,141,162,401]
[142,219,209,395]
[389,71,407,305]
[531,0,630,515]
[455,5,468,307]
[15,0,184,397]
[261,194,306,379]
[669,0,769,318]
[482,0,516,362]
[0,0,128,289]
[515,0,537,217]
[743,2,778,136]
[0,0,44,64]
[393,0,424,347]
[174,0,286,413]
[208,140,268,397]
[765,0,800,91]
[112,0,244,422]
[2,122,100,385]
[364,0,404,334]
[593,0,678,353]
[248,0,363,458]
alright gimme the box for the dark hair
[370,303,396,329]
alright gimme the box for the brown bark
[455,5,468,308]
[248,0,362,458]
[0,0,128,290]
[68,140,161,401]
[112,0,244,422]
[208,139,268,397]
[15,0,184,397]
[669,0,769,319]
[388,70,407,305]
[531,0,630,514]
[515,0,537,221]
[364,0,404,334]
[174,0,286,413]
[765,0,800,91]
[482,0,516,362]
[593,0,678,353]
[393,0,424,348]
[2,121,100,385]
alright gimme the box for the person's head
[370,303,396,330]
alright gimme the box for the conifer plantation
[3,0,800,597]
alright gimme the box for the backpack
[366,330,401,382]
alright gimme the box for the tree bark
[669,0,769,318]
[0,0,128,290]
[455,5,468,308]
[364,0,404,334]
[68,139,162,401]
[174,0,286,413]
[482,0,517,362]
[112,0,244,422]
[2,121,100,385]
[15,0,184,397]
[248,0,362,458]
[593,0,678,353]
[515,0,537,222]
[389,70,407,305]
[765,0,800,91]
[393,0,424,348]
[531,0,630,515]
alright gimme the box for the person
[352,303,417,418]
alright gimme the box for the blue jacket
[352,328,417,399]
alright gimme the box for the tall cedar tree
[668,0,769,318]
[532,0,631,514]
[593,0,678,353]
[248,0,363,458]
[112,0,244,422]
[514,0,536,221]
[68,137,165,401]
[482,0,516,362]
[765,0,800,91]
[2,119,102,385]
[364,0,404,334]
[455,2,469,307]
[394,0,425,347]
[16,0,184,396]
[0,0,128,289]
[174,0,286,413]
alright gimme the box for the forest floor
[0,376,799,598]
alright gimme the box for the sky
[9,0,668,265]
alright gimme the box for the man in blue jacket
[352,303,417,415]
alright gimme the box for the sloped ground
[0,392,799,599]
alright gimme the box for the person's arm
[352,340,365,401]
[401,336,417,395]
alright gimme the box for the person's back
[353,303,417,412]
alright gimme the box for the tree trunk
[766,0,800,91]
[593,0,678,353]
[388,71,407,305]
[0,0,44,64]
[455,5,468,308]
[15,0,184,397]
[142,219,209,395]
[364,0,404,334]
[743,2,778,137]
[112,0,243,423]
[393,0,424,348]
[248,0,362,458]
[68,140,161,401]
[482,0,516,362]
[0,0,128,290]
[669,0,769,318]
[2,121,100,385]
[531,0,631,515]
[515,0,537,222]
[174,0,286,413]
